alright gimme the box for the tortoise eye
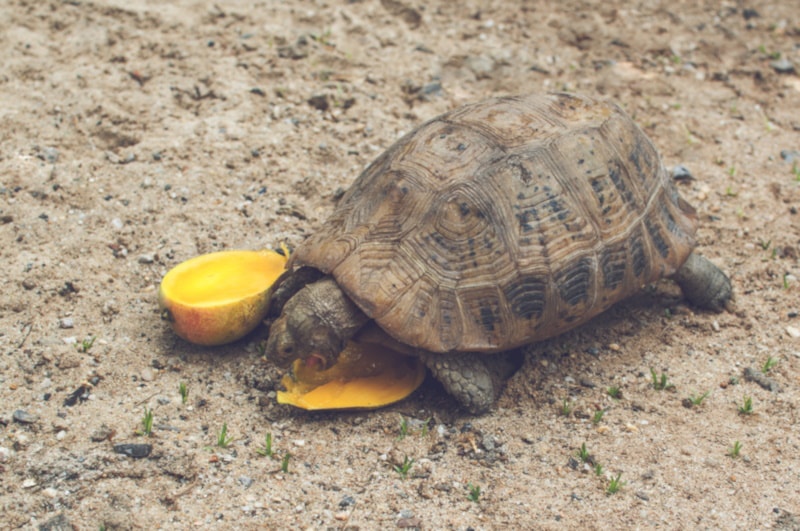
[282,346,294,355]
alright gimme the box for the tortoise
[266,92,732,413]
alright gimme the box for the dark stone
[12,409,38,424]
[113,443,153,458]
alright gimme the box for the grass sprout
[729,440,743,458]
[577,443,590,463]
[138,406,153,436]
[257,432,274,457]
[650,368,672,391]
[393,456,414,479]
[216,423,234,448]
[607,473,625,494]
[761,356,778,374]
[738,395,753,415]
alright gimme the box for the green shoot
[792,162,800,181]
[607,473,625,494]
[216,423,234,448]
[594,462,604,476]
[688,391,710,406]
[138,406,153,436]
[725,186,737,197]
[759,239,771,251]
[560,398,573,416]
[281,452,291,473]
[398,416,409,440]
[784,273,790,290]
[420,417,432,438]
[467,483,481,502]
[256,432,274,457]
[728,166,736,177]
[256,341,267,356]
[78,335,96,353]
[576,443,590,463]
[738,395,753,415]
[650,368,672,391]
[762,356,778,374]
[607,386,621,399]
[393,456,414,479]
[729,440,743,458]
[592,409,605,424]
[179,382,188,404]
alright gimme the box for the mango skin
[158,250,287,346]
[158,287,271,346]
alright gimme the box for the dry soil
[1,0,800,529]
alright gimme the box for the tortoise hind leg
[672,252,733,312]
[420,351,522,414]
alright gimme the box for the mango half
[158,249,288,346]
[278,342,425,410]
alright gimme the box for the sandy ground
[1,0,800,529]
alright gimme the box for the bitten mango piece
[277,342,425,410]
[158,249,288,346]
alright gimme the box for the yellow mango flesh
[278,342,425,410]
[158,250,287,346]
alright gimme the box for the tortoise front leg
[420,351,521,414]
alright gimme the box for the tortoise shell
[290,93,697,353]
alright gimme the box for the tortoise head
[265,306,342,370]
[266,277,368,370]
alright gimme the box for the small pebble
[334,512,350,521]
[56,430,67,441]
[397,517,423,529]
[42,487,59,498]
[22,478,37,488]
[138,254,155,264]
[90,424,114,442]
[671,165,695,181]
[140,368,154,382]
[238,476,254,488]
[787,326,800,339]
[780,150,800,164]
[608,343,621,352]
[113,443,153,458]
[13,409,38,424]
[770,58,795,74]
[41,146,60,163]
[59,318,74,329]
[339,495,356,508]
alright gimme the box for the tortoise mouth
[302,353,330,370]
